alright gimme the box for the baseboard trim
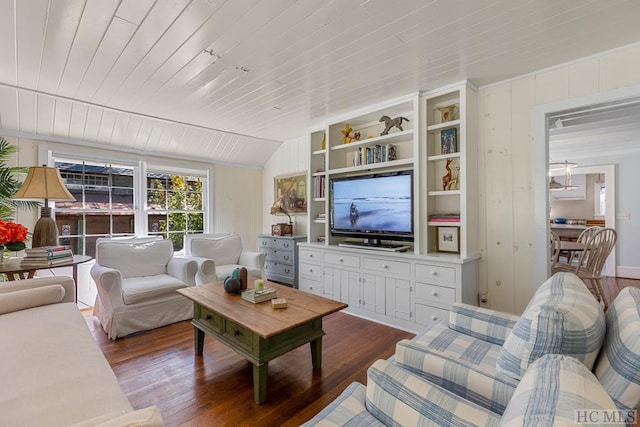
[616,266,640,279]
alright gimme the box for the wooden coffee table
[177,280,347,404]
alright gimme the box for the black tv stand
[338,240,410,252]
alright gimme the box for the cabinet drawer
[299,261,322,279]
[414,303,449,326]
[363,257,410,276]
[415,282,456,305]
[223,319,252,351]
[299,276,322,296]
[196,306,221,333]
[324,252,360,268]
[260,247,294,264]
[258,237,295,251]
[415,263,456,284]
[299,248,322,262]
[264,261,294,278]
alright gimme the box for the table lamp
[12,165,75,247]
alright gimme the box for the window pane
[147,190,166,210]
[168,232,185,251]
[167,191,185,209]
[112,187,134,210]
[168,212,186,232]
[186,192,202,210]
[148,214,168,234]
[187,213,204,232]
[113,214,135,234]
[85,212,111,234]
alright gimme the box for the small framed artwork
[436,226,460,253]
[440,128,457,155]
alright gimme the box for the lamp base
[32,216,58,247]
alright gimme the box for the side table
[257,234,306,288]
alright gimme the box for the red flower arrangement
[0,218,28,251]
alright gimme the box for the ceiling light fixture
[549,160,578,191]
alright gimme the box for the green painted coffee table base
[191,304,325,404]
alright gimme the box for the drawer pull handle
[383,265,389,269]
[309,286,313,290]
[309,268,314,273]
[233,329,241,337]
[431,315,439,321]
[309,254,314,258]
[284,255,290,260]
[206,314,212,320]
[339,258,344,262]
[431,271,438,276]
[284,243,289,248]
[431,291,438,297]
[285,269,290,273]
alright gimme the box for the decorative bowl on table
[554,218,567,224]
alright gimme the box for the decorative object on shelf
[270,196,293,236]
[223,276,242,294]
[447,166,460,191]
[436,226,460,253]
[0,219,28,263]
[549,160,578,191]
[352,131,361,141]
[442,158,453,191]
[341,124,354,144]
[274,173,306,214]
[379,115,410,135]
[440,128,457,154]
[321,133,326,150]
[437,104,458,122]
[11,165,75,247]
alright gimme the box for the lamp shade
[12,166,75,201]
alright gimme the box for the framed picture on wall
[274,172,307,214]
[436,226,460,253]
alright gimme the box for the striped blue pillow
[500,354,617,426]
[594,286,640,412]
[496,273,605,379]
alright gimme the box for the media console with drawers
[297,243,480,333]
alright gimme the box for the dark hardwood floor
[82,277,639,427]
[84,311,414,426]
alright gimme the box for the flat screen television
[330,170,414,244]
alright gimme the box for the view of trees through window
[147,172,204,251]
[54,158,206,256]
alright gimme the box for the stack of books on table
[241,288,278,304]
[21,246,73,267]
[429,213,461,223]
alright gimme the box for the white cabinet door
[386,278,411,321]
[362,274,386,314]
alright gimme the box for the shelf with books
[330,129,412,151]
[328,158,413,176]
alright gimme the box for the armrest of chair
[0,276,76,304]
[167,257,198,286]
[188,256,217,285]
[238,251,265,270]
[449,303,519,346]
[90,264,125,309]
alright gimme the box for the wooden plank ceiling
[1,0,640,167]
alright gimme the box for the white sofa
[92,237,207,339]
[0,276,163,426]
[184,233,265,284]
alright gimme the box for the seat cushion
[594,286,640,411]
[300,382,385,427]
[97,239,173,279]
[189,234,242,266]
[497,272,606,380]
[367,359,501,427]
[500,354,617,426]
[395,321,519,415]
[122,274,188,305]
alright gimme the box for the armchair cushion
[449,303,520,346]
[500,354,617,426]
[497,272,606,380]
[594,286,640,411]
[122,275,188,305]
[97,239,173,279]
[0,285,65,314]
[190,234,242,267]
[395,322,519,415]
[366,359,502,427]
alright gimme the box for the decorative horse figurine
[442,159,453,191]
[379,115,410,135]
[447,166,460,191]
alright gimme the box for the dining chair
[552,228,617,308]
[550,230,561,269]
[568,226,602,264]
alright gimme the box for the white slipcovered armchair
[184,233,265,284]
[91,237,209,339]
